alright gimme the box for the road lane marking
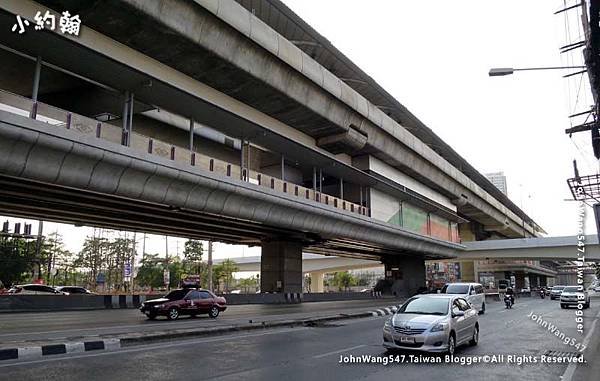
[0,327,310,368]
[561,310,600,381]
[312,345,366,359]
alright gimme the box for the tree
[167,257,186,289]
[331,271,356,292]
[135,254,164,289]
[211,264,225,292]
[44,232,73,286]
[183,240,203,270]
[182,240,208,287]
[219,259,238,292]
[0,236,35,286]
[237,276,258,293]
[73,235,108,288]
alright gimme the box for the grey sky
[1,0,596,258]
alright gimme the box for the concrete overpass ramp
[462,235,600,260]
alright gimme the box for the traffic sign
[96,273,106,284]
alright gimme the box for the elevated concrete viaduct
[0,110,460,293]
[0,0,545,296]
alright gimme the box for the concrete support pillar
[319,168,323,193]
[382,256,426,297]
[189,119,194,151]
[207,241,213,291]
[30,55,42,118]
[514,272,525,290]
[122,91,130,146]
[309,271,325,293]
[260,240,302,293]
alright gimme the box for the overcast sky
[1,0,597,259]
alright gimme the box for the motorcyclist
[505,287,515,305]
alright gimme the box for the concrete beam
[461,235,600,260]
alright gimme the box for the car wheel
[560,304,566,309]
[167,307,179,320]
[469,324,479,346]
[446,334,456,356]
[208,306,220,318]
[479,302,485,315]
[146,312,157,320]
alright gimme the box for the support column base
[260,240,302,293]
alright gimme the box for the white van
[441,282,486,314]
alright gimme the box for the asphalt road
[1,296,599,381]
[0,299,399,346]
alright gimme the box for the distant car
[383,295,479,355]
[140,288,227,320]
[229,289,241,294]
[441,282,486,314]
[7,284,65,295]
[55,286,95,295]
[550,285,566,300]
[594,286,600,292]
[560,286,590,309]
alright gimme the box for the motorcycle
[504,294,514,309]
[539,289,546,299]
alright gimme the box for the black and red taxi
[140,288,227,320]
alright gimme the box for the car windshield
[562,286,581,293]
[164,290,188,301]
[442,284,470,294]
[553,286,565,291]
[398,297,449,315]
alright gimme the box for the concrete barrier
[485,293,501,302]
[0,295,144,313]
[0,291,390,312]
[0,295,107,313]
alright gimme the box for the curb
[368,306,398,317]
[0,339,121,362]
[0,305,398,363]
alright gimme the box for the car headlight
[384,318,392,330]
[430,322,448,332]
[154,304,164,309]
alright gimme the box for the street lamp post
[488,66,586,76]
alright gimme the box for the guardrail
[0,89,369,217]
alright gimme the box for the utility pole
[142,233,146,261]
[131,231,137,294]
[165,235,170,291]
[207,241,213,291]
[34,220,43,281]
